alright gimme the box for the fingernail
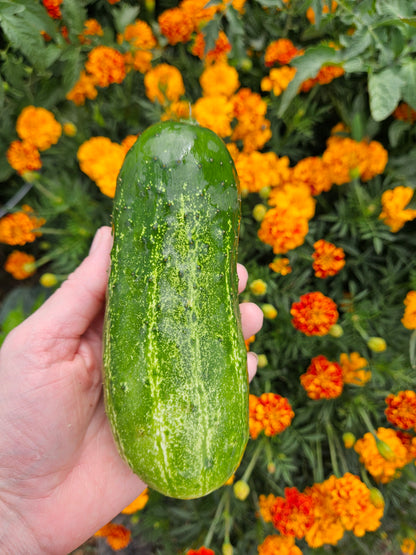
[89,227,104,255]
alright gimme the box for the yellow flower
[192,95,233,137]
[144,63,185,105]
[200,62,240,98]
[261,66,296,96]
[269,257,292,275]
[250,279,267,296]
[16,106,62,151]
[121,488,149,514]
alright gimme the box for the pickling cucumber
[103,120,248,499]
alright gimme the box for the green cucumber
[103,120,248,499]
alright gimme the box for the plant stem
[409,330,416,370]
[242,439,264,483]
[203,490,228,548]
[325,421,341,478]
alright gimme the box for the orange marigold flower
[124,50,153,73]
[16,106,62,151]
[121,488,149,514]
[401,537,416,554]
[249,393,294,439]
[0,205,45,246]
[269,257,292,275]
[231,88,272,153]
[258,534,303,555]
[300,355,343,400]
[306,1,337,24]
[379,186,416,232]
[261,66,297,97]
[393,102,416,123]
[118,19,157,50]
[258,206,309,255]
[258,493,277,523]
[77,137,126,198]
[186,548,215,555]
[402,291,416,330]
[291,292,339,336]
[42,0,62,19]
[79,18,104,43]
[4,250,36,280]
[268,184,316,219]
[271,487,315,539]
[354,427,412,483]
[339,352,371,386]
[192,30,232,63]
[292,156,332,196]
[322,136,368,185]
[6,140,42,175]
[232,150,290,194]
[200,62,240,98]
[94,522,131,550]
[66,70,98,105]
[303,479,344,548]
[85,46,126,88]
[192,95,233,137]
[158,7,194,45]
[385,390,416,431]
[179,0,218,29]
[264,38,301,67]
[360,140,388,181]
[161,100,192,122]
[312,239,345,278]
[144,63,185,105]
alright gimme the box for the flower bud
[376,438,395,461]
[267,461,276,474]
[222,542,233,555]
[367,337,387,352]
[249,279,267,296]
[40,273,58,287]
[257,354,268,368]
[259,186,271,200]
[63,122,77,136]
[252,203,267,222]
[328,324,343,337]
[369,487,385,509]
[342,432,356,449]
[233,480,250,500]
[261,303,278,319]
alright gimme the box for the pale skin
[0,226,263,555]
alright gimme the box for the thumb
[34,226,113,338]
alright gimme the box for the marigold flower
[354,427,412,483]
[249,393,294,439]
[119,19,157,50]
[271,487,315,539]
[42,0,62,19]
[292,156,332,196]
[16,106,62,151]
[94,522,131,550]
[322,136,368,185]
[77,137,126,198]
[300,355,343,400]
[144,63,185,106]
[6,140,42,175]
[379,186,416,232]
[249,279,267,296]
[385,391,416,431]
[121,488,149,514]
[306,0,337,24]
[301,64,344,92]
[258,206,309,255]
[186,548,215,555]
[192,95,233,137]
[0,206,45,246]
[200,62,240,97]
[339,352,371,386]
[179,0,218,29]
[192,30,231,63]
[303,479,344,547]
[79,18,104,43]
[233,150,290,194]
[312,239,345,278]
[402,291,416,329]
[261,66,296,97]
[66,70,98,105]
[269,257,292,275]
[401,537,416,555]
[258,494,277,523]
[158,7,194,45]
[291,292,339,336]
[230,88,272,152]
[4,250,36,280]
[264,38,301,66]
[360,140,388,181]
[393,102,416,124]
[257,534,302,555]
[268,184,316,220]
[85,46,126,88]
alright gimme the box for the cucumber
[103,120,248,499]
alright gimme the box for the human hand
[0,226,263,554]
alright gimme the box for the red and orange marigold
[312,239,345,278]
[300,355,343,400]
[290,291,339,336]
[249,392,294,439]
[271,487,315,539]
[385,391,416,431]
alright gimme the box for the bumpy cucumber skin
[103,121,248,499]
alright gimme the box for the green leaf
[61,0,87,36]
[368,67,403,121]
[113,4,141,34]
[0,0,25,16]
[400,58,416,110]
[278,45,339,116]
